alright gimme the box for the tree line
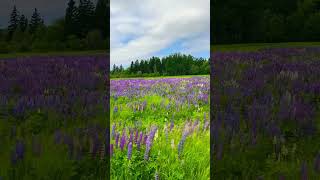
[212,0,320,44]
[111,53,210,78]
[0,0,109,53]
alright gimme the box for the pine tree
[65,0,78,37]
[19,14,28,32]
[95,0,108,38]
[7,5,19,41]
[77,0,95,38]
[29,8,43,34]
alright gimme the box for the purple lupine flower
[314,153,320,173]
[54,129,62,144]
[110,144,113,158]
[91,134,100,157]
[120,132,126,151]
[111,123,116,139]
[134,129,139,143]
[129,130,133,143]
[170,120,174,131]
[11,140,25,164]
[114,106,118,113]
[63,134,74,159]
[178,130,189,157]
[139,131,143,144]
[15,140,25,160]
[143,134,148,144]
[155,171,159,180]
[216,143,223,160]
[137,140,141,151]
[301,162,308,180]
[115,133,120,148]
[127,142,133,160]
[165,125,169,142]
[144,137,151,161]
[278,175,285,180]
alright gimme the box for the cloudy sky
[111,0,210,67]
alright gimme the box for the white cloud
[111,0,210,66]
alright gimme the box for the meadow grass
[0,50,107,59]
[110,77,210,179]
[211,42,320,52]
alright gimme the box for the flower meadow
[110,77,210,179]
[0,56,109,179]
[211,47,320,179]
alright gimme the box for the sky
[111,0,210,67]
[0,0,97,28]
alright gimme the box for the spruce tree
[7,5,19,41]
[95,0,108,38]
[77,0,95,38]
[29,8,43,34]
[19,14,28,32]
[65,0,78,37]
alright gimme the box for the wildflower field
[0,56,109,179]
[110,77,210,179]
[211,47,320,179]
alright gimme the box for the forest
[0,0,108,53]
[211,0,320,44]
[111,53,210,78]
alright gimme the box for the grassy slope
[0,50,108,59]
[211,42,320,52]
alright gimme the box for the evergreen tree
[65,0,78,37]
[29,8,43,34]
[129,61,134,73]
[95,0,108,38]
[7,5,19,41]
[19,14,28,32]
[77,0,95,38]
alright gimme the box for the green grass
[211,42,320,52]
[110,77,210,179]
[0,50,108,59]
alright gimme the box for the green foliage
[0,0,108,54]
[0,42,10,54]
[86,29,104,50]
[111,53,209,78]
[67,35,86,51]
[212,0,320,43]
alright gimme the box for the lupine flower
[170,120,174,131]
[114,106,118,113]
[178,130,189,157]
[120,133,126,151]
[144,136,152,161]
[11,140,25,164]
[314,153,320,173]
[143,134,148,144]
[155,171,159,180]
[134,129,139,143]
[129,130,133,143]
[111,123,116,139]
[139,131,143,144]
[110,144,113,157]
[54,129,62,144]
[115,133,120,148]
[300,162,308,180]
[15,140,25,160]
[127,142,132,160]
